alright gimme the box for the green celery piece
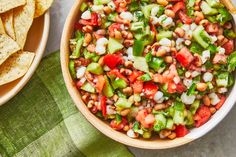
[216,72,229,87]
[185,111,194,126]
[224,29,236,39]
[190,42,204,54]
[131,22,144,31]
[141,4,159,18]
[148,57,164,72]
[156,31,173,41]
[115,114,122,124]
[87,63,103,75]
[193,26,210,48]
[187,83,196,96]
[115,98,132,108]
[189,100,200,115]
[70,38,83,59]
[173,110,185,125]
[174,102,185,111]
[138,73,152,82]
[133,40,145,56]
[216,8,232,25]
[133,121,144,134]
[129,2,140,12]
[145,52,152,62]
[200,1,218,15]
[208,44,218,54]
[94,0,111,5]
[103,76,114,97]
[80,2,88,12]
[228,73,235,87]
[206,0,223,8]
[133,57,149,72]
[81,82,96,93]
[69,60,76,79]
[108,38,124,54]
[107,13,118,22]
[143,131,152,138]
[153,114,166,132]
[228,52,236,72]
[111,79,127,89]
[206,16,217,23]
[166,118,174,130]
[133,94,141,102]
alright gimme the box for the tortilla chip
[1,10,15,40]
[0,17,5,34]
[34,0,53,18]
[0,51,35,86]
[0,0,26,14]
[0,34,21,65]
[13,0,35,49]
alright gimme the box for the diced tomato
[132,80,143,94]
[100,96,107,117]
[108,23,122,33]
[172,2,185,13]
[194,105,211,128]
[168,82,177,93]
[178,11,192,24]
[213,54,227,64]
[205,23,219,34]
[176,47,194,67]
[76,80,84,88]
[103,54,124,69]
[74,22,83,30]
[95,75,105,93]
[143,82,158,99]
[107,69,128,83]
[175,125,189,137]
[79,13,100,26]
[176,82,186,93]
[222,40,234,55]
[110,117,128,130]
[215,96,226,110]
[136,109,155,128]
[129,71,143,83]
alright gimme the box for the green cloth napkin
[0,51,133,157]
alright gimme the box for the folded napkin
[0,51,133,157]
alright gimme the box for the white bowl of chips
[0,0,53,105]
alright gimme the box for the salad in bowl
[68,0,236,140]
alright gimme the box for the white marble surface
[47,1,236,156]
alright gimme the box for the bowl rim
[0,11,50,106]
[60,0,236,149]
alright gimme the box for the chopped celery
[138,73,152,82]
[227,52,236,72]
[133,57,149,72]
[115,114,122,124]
[187,83,196,96]
[69,60,76,79]
[112,79,127,89]
[131,22,145,31]
[154,114,166,132]
[107,13,118,22]
[129,2,139,12]
[70,38,83,59]
[141,4,159,18]
[216,8,232,25]
[208,44,218,54]
[224,29,236,39]
[190,42,204,54]
[133,94,141,102]
[81,82,96,93]
[193,26,210,48]
[143,131,152,138]
[108,38,124,54]
[166,118,174,130]
[133,121,144,134]
[94,0,111,5]
[80,2,88,12]
[173,110,185,125]
[200,1,218,15]
[87,63,103,75]
[133,40,145,56]
[156,31,173,41]
[83,50,100,62]
[228,73,235,87]
[216,72,229,87]
[189,100,200,115]
[185,111,194,126]
[148,57,164,72]
[103,76,114,97]
[115,98,132,108]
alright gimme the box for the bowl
[0,12,50,106]
[60,0,236,149]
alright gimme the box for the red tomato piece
[172,2,185,13]
[107,69,128,83]
[178,11,192,24]
[100,96,107,117]
[168,82,177,93]
[194,105,211,128]
[175,125,189,137]
[110,117,128,130]
[143,82,158,99]
[205,23,219,34]
[222,40,234,55]
[215,96,226,110]
[176,47,194,67]
[95,75,106,93]
[132,80,143,94]
[74,22,83,30]
[176,82,187,93]
[129,71,143,83]
[79,13,100,26]
[108,23,122,33]
[103,54,123,69]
